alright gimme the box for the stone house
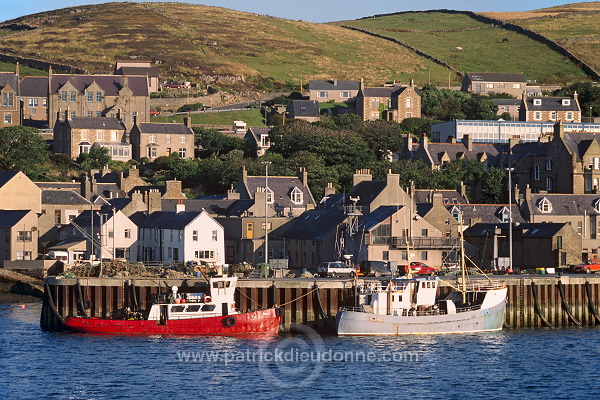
[114,60,160,93]
[461,72,526,97]
[48,70,150,130]
[38,190,91,244]
[464,222,581,269]
[244,127,271,157]
[53,115,130,160]
[493,99,520,120]
[0,171,42,213]
[129,118,194,161]
[519,93,581,123]
[0,210,39,266]
[308,79,360,103]
[20,76,49,127]
[356,80,421,123]
[287,100,320,122]
[0,72,19,127]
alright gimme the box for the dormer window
[562,99,570,106]
[537,197,552,213]
[290,187,303,204]
[594,199,600,213]
[498,207,510,223]
[266,187,274,204]
[533,98,542,106]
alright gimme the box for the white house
[134,206,225,264]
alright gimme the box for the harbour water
[1,299,599,400]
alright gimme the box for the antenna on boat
[459,212,467,304]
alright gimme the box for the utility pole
[261,161,272,264]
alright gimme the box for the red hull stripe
[63,309,282,336]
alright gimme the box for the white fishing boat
[336,215,507,335]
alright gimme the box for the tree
[0,126,51,179]
[355,120,405,161]
[499,112,512,121]
[193,127,245,158]
[482,167,506,203]
[78,145,111,172]
[464,96,498,120]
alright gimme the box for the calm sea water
[1,300,599,400]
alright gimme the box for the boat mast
[460,212,467,304]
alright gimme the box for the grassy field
[0,61,46,76]
[151,109,265,126]
[339,12,591,84]
[0,2,449,87]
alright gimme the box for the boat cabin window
[171,305,186,313]
[422,282,426,288]
[201,304,216,312]
[213,281,232,289]
[186,305,201,312]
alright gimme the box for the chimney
[164,180,185,199]
[176,199,186,213]
[514,185,521,205]
[386,169,400,188]
[66,106,70,120]
[462,134,473,151]
[509,136,521,148]
[405,133,413,151]
[359,78,364,92]
[102,166,111,177]
[324,182,336,196]
[352,169,372,186]
[553,120,565,139]
[422,134,429,149]
[184,116,191,128]
[460,181,468,202]
[574,91,578,102]
[524,184,532,202]
[254,187,267,216]
[409,78,414,87]
[123,75,129,89]
[333,79,337,86]
[227,185,240,200]
[133,115,137,127]
[239,165,248,186]
[148,189,162,213]
[432,192,443,208]
[15,62,19,79]
[297,167,308,186]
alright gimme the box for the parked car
[150,109,160,116]
[572,259,600,274]
[360,260,397,277]
[398,261,437,276]
[317,262,357,278]
[164,83,184,88]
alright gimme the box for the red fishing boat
[63,277,282,335]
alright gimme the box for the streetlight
[506,164,515,273]
[98,197,116,262]
[261,161,272,264]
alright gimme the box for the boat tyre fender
[84,298,92,309]
[223,316,237,327]
[204,296,212,304]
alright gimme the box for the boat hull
[63,308,282,336]
[336,292,506,336]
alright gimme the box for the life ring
[204,296,212,304]
[223,316,237,327]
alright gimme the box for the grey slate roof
[414,189,468,205]
[528,194,600,216]
[115,66,159,77]
[0,210,30,228]
[348,180,387,208]
[137,122,193,135]
[0,72,18,94]
[42,190,90,205]
[35,182,80,191]
[423,142,508,166]
[20,76,48,97]
[563,131,600,161]
[0,171,19,188]
[308,80,360,91]
[161,198,246,216]
[246,176,314,210]
[492,99,520,106]
[465,72,526,83]
[50,75,148,96]
[448,204,525,224]
[287,100,319,118]
[524,97,579,111]
[361,206,401,231]
[280,208,347,240]
[68,117,126,130]
[362,86,420,98]
[464,222,566,238]
[134,211,202,229]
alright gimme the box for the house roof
[348,180,387,208]
[464,222,567,238]
[280,208,347,240]
[0,72,18,94]
[42,190,90,205]
[288,100,319,118]
[0,210,30,228]
[245,127,271,142]
[448,204,525,224]
[414,189,468,205]
[308,80,360,91]
[361,206,401,231]
[115,66,159,77]
[421,142,508,166]
[20,76,49,97]
[35,182,81,191]
[47,237,87,251]
[161,198,247,216]
[527,194,600,216]
[50,74,148,96]
[136,122,193,135]
[524,96,579,112]
[465,72,526,83]
[67,117,126,130]
[492,99,520,106]
[246,176,314,209]
[362,85,420,98]
[0,171,19,188]
[563,131,600,161]
[134,211,203,229]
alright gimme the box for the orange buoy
[19,305,26,309]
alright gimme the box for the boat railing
[461,282,506,291]
[340,304,482,314]
[358,284,408,294]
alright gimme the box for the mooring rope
[275,286,321,308]
[530,282,552,327]
[557,280,581,326]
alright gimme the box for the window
[195,250,215,259]
[370,98,380,108]
[16,251,32,261]
[487,83,494,88]
[87,111,93,117]
[533,99,542,106]
[166,135,171,144]
[179,135,186,144]
[401,250,408,260]
[421,251,428,261]
[147,147,157,159]
[538,197,552,213]
[59,91,67,102]
[550,111,557,120]
[31,108,36,115]
[79,144,90,154]
[557,236,563,249]
[372,224,391,245]
[266,188,273,204]
[534,165,541,180]
[340,91,351,98]
[2,92,14,107]
[96,92,102,102]
[300,107,307,114]
[86,91,93,102]
[43,98,47,108]
[533,111,542,120]
[421,229,428,237]
[546,177,552,192]
[28,98,38,107]
[81,130,88,140]
[54,210,62,224]
[498,83,505,88]
[594,199,600,213]
[382,251,389,261]
[3,114,11,125]
[317,91,327,98]
[405,98,412,108]
[566,112,573,120]
[70,111,76,119]
[17,231,32,242]
[179,148,186,158]
[70,91,76,102]
[577,221,583,235]
[96,111,102,117]
[96,131,104,141]
[513,83,521,89]
[546,159,552,170]
[168,247,173,258]
[149,134,156,143]
[212,230,218,241]
[192,230,198,241]
[562,99,571,106]
[560,252,567,266]
[291,187,303,204]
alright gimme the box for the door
[159,305,168,325]
[221,303,229,316]
[246,222,254,239]
[173,247,179,261]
